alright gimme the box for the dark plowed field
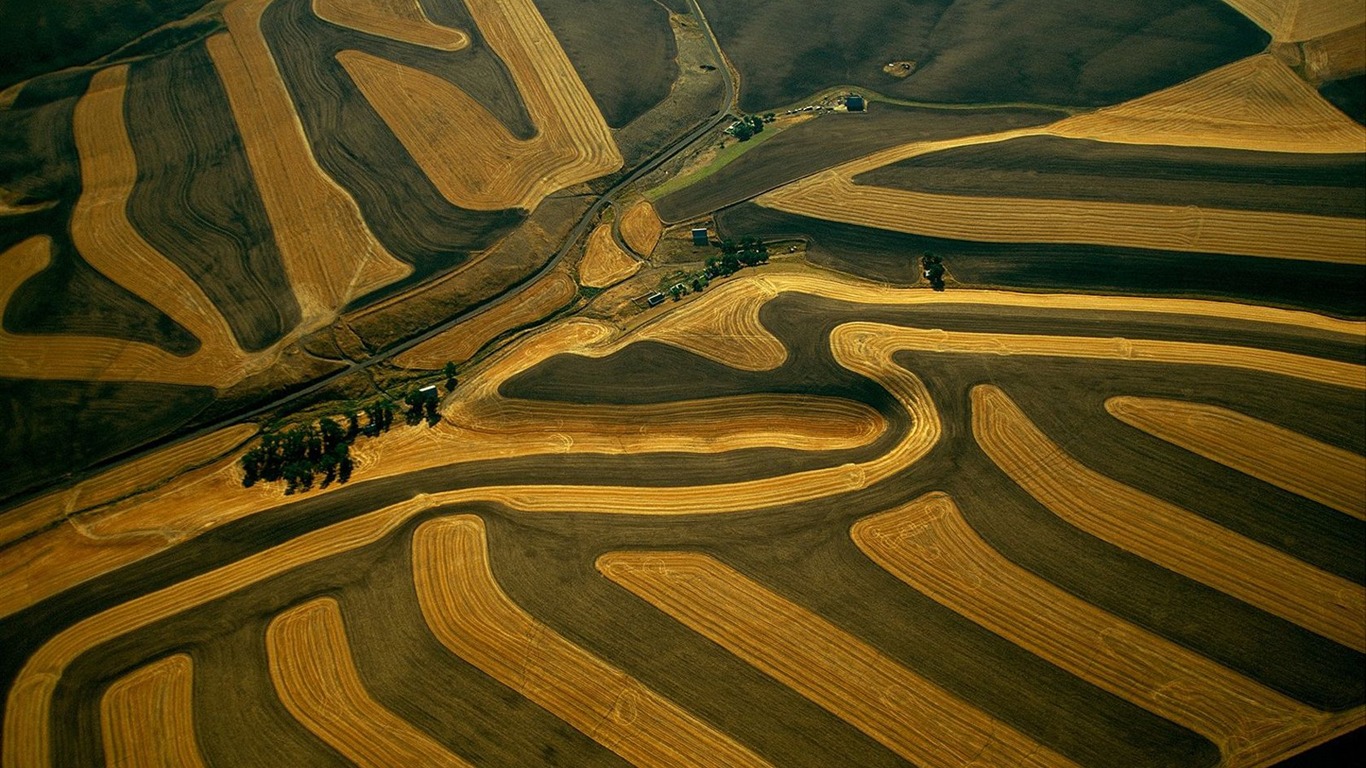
[695,0,1268,111]
[6,294,1361,767]
[854,136,1366,218]
[655,103,1067,222]
[716,203,1366,318]
[126,44,299,352]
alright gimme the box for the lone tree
[921,252,946,291]
[443,361,458,392]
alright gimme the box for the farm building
[692,227,710,246]
[845,94,865,111]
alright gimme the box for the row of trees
[667,237,770,301]
[242,370,458,494]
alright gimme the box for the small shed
[691,227,709,246]
[845,94,866,112]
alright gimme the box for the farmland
[1,0,1364,766]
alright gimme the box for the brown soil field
[654,104,1067,223]
[854,136,1365,219]
[973,384,1365,652]
[267,596,473,767]
[208,0,412,323]
[124,44,300,352]
[1107,397,1366,520]
[394,269,578,369]
[0,423,256,549]
[313,0,469,50]
[853,493,1365,768]
[99,654,207,768]
[413,516,771,767]
[337,0,622,212]
[598,550,1078,767]
[1223,0,1363,40]
[579,224,640,288]
[617,200,662,256]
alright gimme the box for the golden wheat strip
[208,0,410,322]
[1223,0,1363,41]
[973,385,1365,652]
[618,200,663,256]
[100,654,207,768]
[579,224,640,288]
[413,516,770,767]
[853,493,1365,767]
[762,171,1365,265]
[1107,397,1366,520]
[338,0,621,211]
[635,277,787,371]
[313,0,468,50]
[598,550,1078,767]
[267,597,472,767]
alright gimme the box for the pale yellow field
[853,493,1365,768]
[973,385,1365,652]
[619,200,663,256]
[7,267,1362,620]
[598,551,1078,768]
[1223,0,1365,41]
[267,597,472,767]
[1107,397,1366,519]
[635,277,787,371]
[209,0,411,323]
[1298,23,1366,80]
[579,224,641,288]
[0,423,256,549]
[413,516,770,767]
[100,654,207,768]
[313,0,469,50]
[394,270,578,368]
[337,0,621,211]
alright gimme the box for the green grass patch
[646,125,781,201]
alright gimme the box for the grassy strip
[647,126,781,200]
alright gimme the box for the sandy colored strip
[100,654,207,768]
[763,170,1365,265]
[598,550,1077,768]
[313,0,469,50]
[8,267,1363,618]
[1223,0,1364,41]
[854,493,1365,767]
[337,0,621,211]
[635,277,787,371]
[618,200,663,256]
[1107,397,1366,520]
[394,271,577,368]
[208,1,410,323]
[0,424,256,549]
[413,516,770,767]
[579,224,640,288]
[267,597,472,767]
[973,385,1365,652]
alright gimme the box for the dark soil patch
[125,43,300,352]
[695,0,1268,112]
[263,0,527,305]
[534,0,678,128]
[656,102,1067,222]
[0,378,215,503]
[1275,726,1365,766]
[1320,75,1366,125]
[855,136,1366,218]
[0,0,208,91]
[715,203,1366,318]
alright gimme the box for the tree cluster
[667,237,770,301]
[921,252,946,291]
[404,386,442,426]
[728,114,766,141]
[240,418,356,494]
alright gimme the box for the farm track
[266,597,473,767]
[973,385,1365,652]
[579,224,640,288]
[99,654,207,768]
[339,0,623,212]
[598,550,1079,767]
[312,0,469,51]
[1107,397,1366,520]
[413,516,771,767]
[853,493,1363,768]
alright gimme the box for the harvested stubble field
[3,268,1363,767]
[578,224,641,288]
[313,0,470,51]
[617,199,663,256]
